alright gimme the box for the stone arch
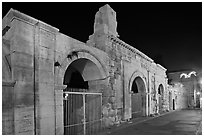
[57,50,107,88]
[60,50,107,134]
[129,71,148,118]
[129,71,147,94]
[158,84,164,95]
[63,58,103,89]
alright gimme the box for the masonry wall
[88,29,168,121]
[3,16,35,134]
[2,7,168,135]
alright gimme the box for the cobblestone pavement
[100,109,202,135]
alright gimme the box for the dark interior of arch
[131,77,145,94]
[63,63,89,90]
[67,70,88,89]
[158,84,164,95]
[63,58,103,90]
[131,80,139,93]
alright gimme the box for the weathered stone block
[13,66,33,82]
[12,52,33,68]
[56,33,71,52]
[35,69,54,84]
[12,35,33,55]
[37,82,54,94]
[2,107,14,135]
[36,83,54,107]
[13,19,34,42]
[37,45,54,60]
[2,118,14,135]
[36,94,55,108]
[56,105,63,130]
[36,57,53,72]
[54,51,65,64]
[39,28,55,49]
[14,106,34,135]
[2,86,14,110]
[37,105,55,119]
[102,106,109,116]
[55,91,63,106]
[54,75,64,85]
[14,82,34,107]
[37,117,55,135]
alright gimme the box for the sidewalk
[98,110,175,135]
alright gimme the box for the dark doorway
[131,76,146,118]
[173,99,175,110]
[158,84,164,113]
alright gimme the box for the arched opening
[64,66,89,89]
[63,58,103,89]
[131,76,146,118]
[158,84,164,113]
[63,58,103,135]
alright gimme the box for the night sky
[2,2,202,73]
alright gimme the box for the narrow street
[107,109,202,135]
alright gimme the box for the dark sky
[2,2,202,72]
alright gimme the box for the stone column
[10,19,35,135]
[34,23,58,135]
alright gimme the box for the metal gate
[63,88,102,135]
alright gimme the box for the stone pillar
[147,70,151,116]
[148,93,151,115]
[34,23,58,135]
[10,18,35,135]
[122,61,132,120]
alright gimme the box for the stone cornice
[3,8,59,34]
[107,34,153,63]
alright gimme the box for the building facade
[2,5,168,135]
[168,70,202,110]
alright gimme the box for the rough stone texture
[2,5,168,135]
[2,31,15,135]
[2,17,35,135]
[14,106,34,135]
[94,4,118,37]
[2,85,15,135]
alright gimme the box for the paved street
[106,109,202,135]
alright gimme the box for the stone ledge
[4,8,59,34]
